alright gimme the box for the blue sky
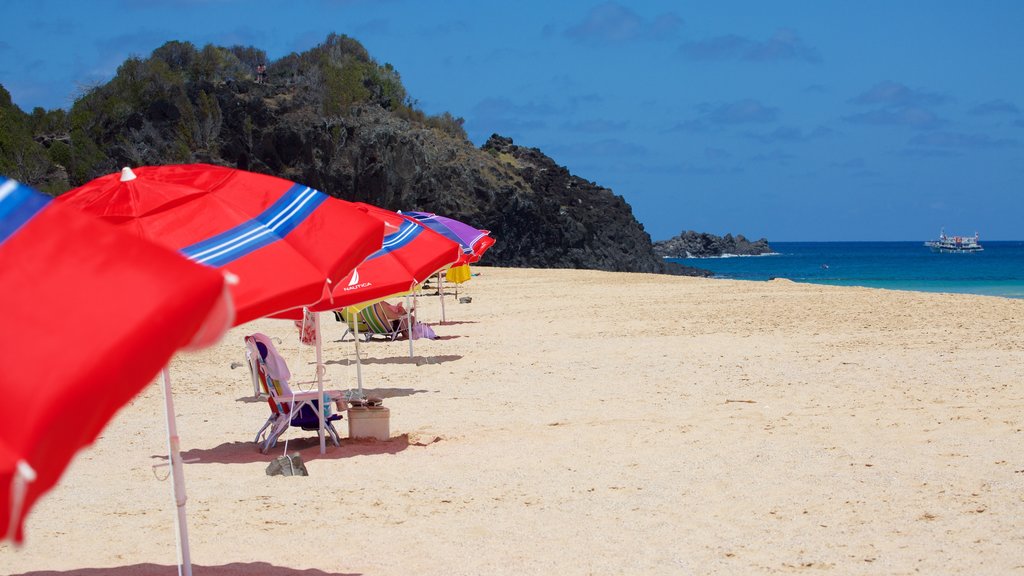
[2,0,1022,241]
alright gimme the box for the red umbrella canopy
[58,164,385,325]
[276,203,463,316]
[326,203,462,309]
[0,177,231,543]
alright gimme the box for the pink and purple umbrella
[402,211,495,265]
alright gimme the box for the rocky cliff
[653,231,772,258]
[1,36,713,275]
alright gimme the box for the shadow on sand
[240,387,429,400]
[13,563,359,576]
[323,354,461,367]
[174,433,422,466]
[234,395,265,404]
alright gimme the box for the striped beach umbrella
[277,203,463,390]
[58,164,385,326]
[401,211,495,321]
[401,211,495,265]
[0,177,231,546]
[56,164,386,573]
[324,203,463,310]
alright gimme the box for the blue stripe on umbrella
[376,220,422,255]
[181,183,327,267]
[0,178,50,244]
[359,219,423,263]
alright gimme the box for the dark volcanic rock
[1,37,720,276]
[653,230,772,258]
[73,78,708,274]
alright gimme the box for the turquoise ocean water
[667,241,1024,299]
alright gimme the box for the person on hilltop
[255,62,267,84]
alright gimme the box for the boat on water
[924,229,983,253]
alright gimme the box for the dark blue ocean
[667,241,1024,299]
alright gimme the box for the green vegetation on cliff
[0,33,698,275]
[2,34,466,190]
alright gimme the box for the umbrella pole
[354,312,364,397]
[406,294,414,357]
[438,271,446,324]
[160,368,193,576]
[314,310,325,455]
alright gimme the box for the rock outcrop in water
[653,231,772,258]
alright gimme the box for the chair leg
[326,421,341,447]
[254,415,274,444]
[261,417,289,454]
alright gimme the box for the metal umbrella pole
[353,311,364,397]
[313,310,326,455]
[437,271,446,323]
[405,293,414,357]
[160,368,192,576]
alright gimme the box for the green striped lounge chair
[334,303,401,342]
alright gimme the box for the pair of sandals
[348,397,383,408]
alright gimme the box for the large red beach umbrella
[0,177,231,544]
[58,164,386,325]
[275,203,462,390]
[55,164,386,573]
[310,202,463,311]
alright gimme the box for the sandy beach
[4,267,1024,575]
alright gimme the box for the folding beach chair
[245,334,344,453]
[335,303,403,342]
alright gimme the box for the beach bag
[411,321,437,340]
[294,309,317,346]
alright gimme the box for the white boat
[924,229,983,253]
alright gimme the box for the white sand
[4,267,1024,575]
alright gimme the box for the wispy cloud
[968,99,1020,116]
[472,97,561,118]
[703,147,732,161]
[831,157,865,170]
[564,2,682,43]
[701,99,779,125]
[560,119,628,133]
[908,131,1020,150]
[679,163,744,176]
[468,97,559,139]
[352,18,391,36]
[900,148,962,158]
[748,150,797,165]
[744,125,831,143]
[419,20,470,38]
[827,158,880,178]
[667,99,779,132]
[843,107,943,130]
[94,30,166,62]
[548,138,648,158]
[679,29,820,63]
[850,81,948,107]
